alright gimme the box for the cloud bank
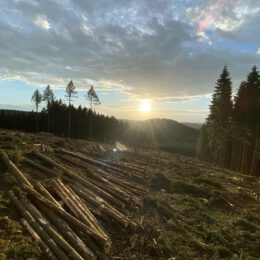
[0,0,259,101]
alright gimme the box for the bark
[20,218,57,260]
[0,151,33,187]
[33,199,96,260]
[22,198,84,260]
[23,185,110,254]
[9,191,69,260]
[34,151,125,209]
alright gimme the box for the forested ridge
[0,101,125,142]
[0,105,197,155]
[197,65,260,175]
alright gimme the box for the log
[63,163,143,206]
[23,157,59,177]
[97,169,147,196]
[53,180,80,217]
[9,191,69,260]
[57,149,142,180]
[69,182,126,219]
[0,151,33,187]
[57,154,133,202]
[20,218,57,260]
[34,152,125,209]
[34,182,62,208]
[32,199,96,260]
[55,179,108,240]
[52,179,107,239]
[70,183,129,228]
[22,198,84,260]
[23,185,111,254]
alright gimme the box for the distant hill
[121,118,199,156]
[183,122,202,130]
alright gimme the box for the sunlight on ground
[139,99,151,113]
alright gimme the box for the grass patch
[171,181,211,198]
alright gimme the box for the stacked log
[57,148,148,181]
[55,153,143,206]
[0,147,148,259]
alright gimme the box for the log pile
[0,147,149,259]
[84,143,107,154]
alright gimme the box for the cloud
[34,14,50,30]
[0,0,259,102]
[154,94,211,103]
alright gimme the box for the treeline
[197,65,260,176]
[0,100,127,142]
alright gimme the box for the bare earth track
[0,129,259,259]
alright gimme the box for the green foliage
[234,66,260,129]
[208,65,233,125]
[197,65,260,175]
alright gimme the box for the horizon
[0,0,259,123]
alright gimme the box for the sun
[139,99,151,113]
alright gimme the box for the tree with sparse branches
[43,85,55,132]
[86,85,101,110]
[85,85,101,139]
[65,80,77,138]
[31,89,43,132]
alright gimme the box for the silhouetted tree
[196,124,210,161]
[31,89,43,132]
[86,85,101,139]
[43,85,55,132]
[206,65,233,166]
[198,65,260,175]
[234,66,260,128]
[233,66,260,174]
[65,80,77,138]
[86,85,101,110]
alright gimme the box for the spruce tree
[234,66,260,129]
[233,66,260,174]
[206,65,233,166]
[208,65,233,125]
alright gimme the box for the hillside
[0,129,259,259]
[122,118,199,156]
[0,110,198,156]
[183,122,202,130]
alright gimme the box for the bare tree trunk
[250,144,257,175]
[68,102,71,138]
[36,106,39,132]
[234,142,239,171]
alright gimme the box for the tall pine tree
[207,65,233,125]
[234,66,260,129]
[205,65,233,166]
[233,66,260,174]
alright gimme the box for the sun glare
[139,100,151,113]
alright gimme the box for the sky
[0,0,259,122]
